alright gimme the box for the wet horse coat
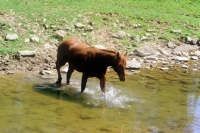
[55,38,127,93]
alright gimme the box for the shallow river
[0,66,200,133]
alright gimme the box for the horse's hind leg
[55,60,62,84]
[81,74,88,93]
[66,64,74,84]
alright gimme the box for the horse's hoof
[55,80,61,84]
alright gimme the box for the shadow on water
[32,83,96,108]
[32,79,138,109]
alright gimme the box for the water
[0,66,200,133]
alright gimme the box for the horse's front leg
[100,75,106,93]
[66,64,74,84]
[55,61,62,84]
[81,74,88,93]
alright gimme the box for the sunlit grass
[0,0,199,54]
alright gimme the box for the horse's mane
[97,48,117,54]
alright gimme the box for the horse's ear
[124,52,128,57]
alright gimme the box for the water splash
[85,85,144,108]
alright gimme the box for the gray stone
[50,39,59,45]
[182,64,188,69]
[30,35,39,43]
[144,56,157,61]
[167,41,177,48]
[75,23,85,28]
[170,30,181,34]
[18,51,36,57]
[161,67,169,71]
[126,58,141,69]
[112,31,126,39]
[176,56,189,62]
[185,36,192,44]
[134,46,156,57]
[54,30,67,39]
[6,33,18,40]
[84,25,93,31]
[93,45,106,49]
[191,56,198,60]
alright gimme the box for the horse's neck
[97,49,116,66]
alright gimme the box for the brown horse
[55,38,127,93]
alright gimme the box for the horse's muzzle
[120,77,125,82]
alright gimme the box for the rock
[191,56,198,60]
[133,24,141,28]
[176,56,189,62]
[157,48,170,56]
[75,23,85,29]
[24,38,30,43]
[141,36,148,41]
[144,56,157,61]
[39,70,54,75]
[182,64,188,69]
[5,33,18,40]
[30,35,39,43]
[112,31,126,39]
[61,66,69,73]
[161,67,169,71]
[191,37,199,45]
[185,36,192,44]
[50,39,59,46]
[134,46,156,57]
[92,45,106,49]
[167,41,177,49]
[84,25,93,31]
[54,30,67,39]
[132,35,140,42]
[126,58,141,69]
[173,43,199,54]
[170,30,181,34]
[43,43,53,49]
[18,51,36,57]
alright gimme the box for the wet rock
[18,51,36,57]
[39,70,54,75]
[112,31,126,39]
[176,56,189,62]
[5,33,18,41]
[126,58,141,69]
[161,67,169,71]
[134,46,156,57]
[182,64,188,69]
[54,30,67,39]
[61,66,69,73]
[191,56,198,60]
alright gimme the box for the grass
[0,0,199,54]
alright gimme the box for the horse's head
[113,52,127,82]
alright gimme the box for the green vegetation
[0,0,199,54]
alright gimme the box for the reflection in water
[0,68,200,132]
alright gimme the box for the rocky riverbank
[0,36,200,76]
